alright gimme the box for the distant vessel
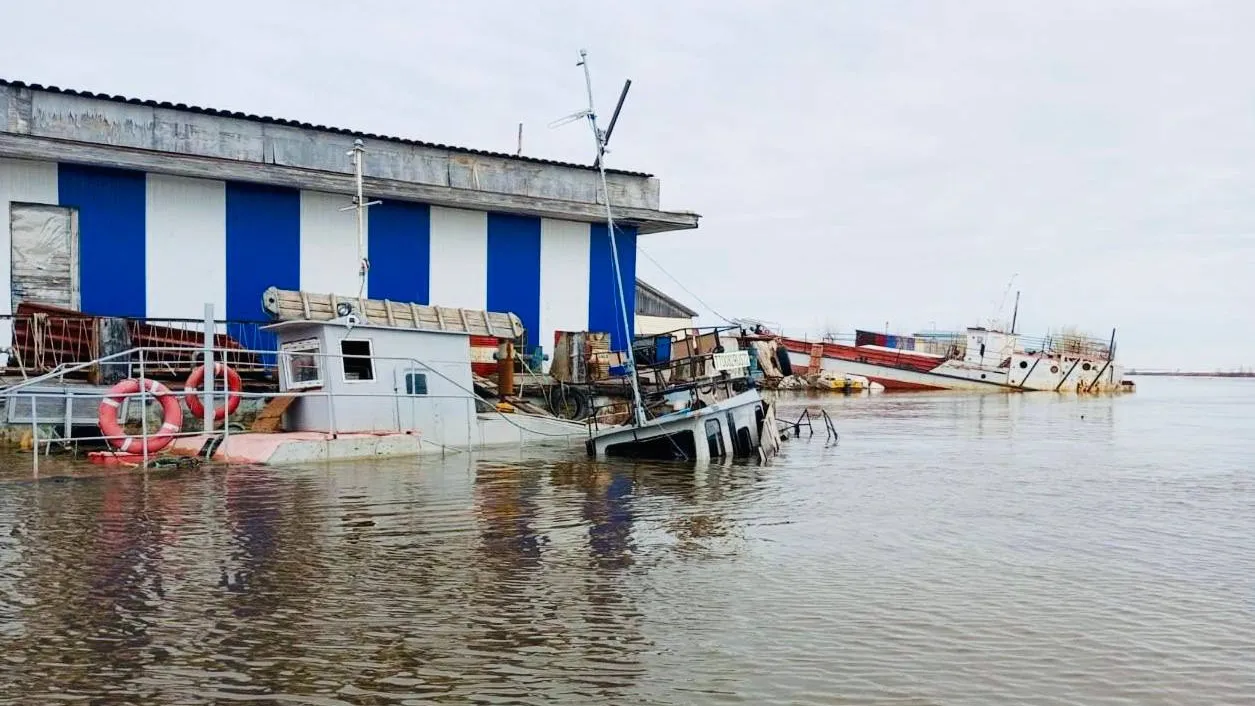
[777,326,1130,393]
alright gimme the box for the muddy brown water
[1,377,1252,704]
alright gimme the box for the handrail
[10,342,592,475]
[586,372,742,432]
[0,348,140,395]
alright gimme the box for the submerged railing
[1,343,583,477]
[586,349,752,432]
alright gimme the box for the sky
[2,0,1252,369]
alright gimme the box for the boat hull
[586,389,778,462]
[779,338,1127,393]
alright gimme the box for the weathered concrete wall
[0,82,698,233]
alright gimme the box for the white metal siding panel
[0,158,58,364]
[428,206,487,310]
[637,314,695,336]
[300,190,363,297]
[538,218,590,368]
[145,174,226,319]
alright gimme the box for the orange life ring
[184,363,242,422]
[97,378,183,454]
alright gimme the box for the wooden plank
[261,288,524,338]
[472,372,498,395]
[504,396,554,417]
[250,394,301,433]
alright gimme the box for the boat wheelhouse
[587,326,781,462]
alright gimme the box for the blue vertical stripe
[588,222,637,350]
[57,164,147,316]
[225,182,300,357]
[618,225,637,345]
[486,213,542,351]
[367,200,431,304]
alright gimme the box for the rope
[411,354,589,440]
[637,245,736,324]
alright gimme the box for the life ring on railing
[98,378,183,454]
[184,363,243,421]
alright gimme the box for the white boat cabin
[266,317,477,447]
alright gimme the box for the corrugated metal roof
[636,278,699,318]
[0,78,654,178]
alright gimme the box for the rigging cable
[636,245,736,325]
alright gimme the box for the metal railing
[2,343,585,477]
[586,351,751,432]
[1,312,278,380]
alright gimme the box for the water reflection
[550,461,636,568]
[475,460,546,570]
[3,472,179,696]
[220,467,281,595]
[1,379,1252,704]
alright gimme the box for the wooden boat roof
[261,287,525,339]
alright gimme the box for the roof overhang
[0,81,701,234]
[0,133,699,234]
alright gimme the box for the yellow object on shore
[810,376,866,392]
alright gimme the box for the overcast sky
[3,0,1252,369]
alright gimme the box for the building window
[341,339,374,381]
[405,371,428,396]
[281,338,323,389]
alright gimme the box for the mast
[342,139,381,300]
[575,50,647,427]
[1010,290,1020,334]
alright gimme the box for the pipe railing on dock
[3,343,588,477]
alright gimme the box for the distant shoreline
[1127,371,1255,378]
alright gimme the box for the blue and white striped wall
[0,158,638,357]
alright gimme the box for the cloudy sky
[3,0,1252,369]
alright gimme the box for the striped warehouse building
[0,79,698,363]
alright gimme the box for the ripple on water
[0,378,1253,704]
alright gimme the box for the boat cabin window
[728,412,753,457]
[341,339,375,381]
[282,338,323,389]
[606,431,696,461]
[705,418,725,458]
[405,371,428,396]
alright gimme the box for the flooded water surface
[1,377,1253,704]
